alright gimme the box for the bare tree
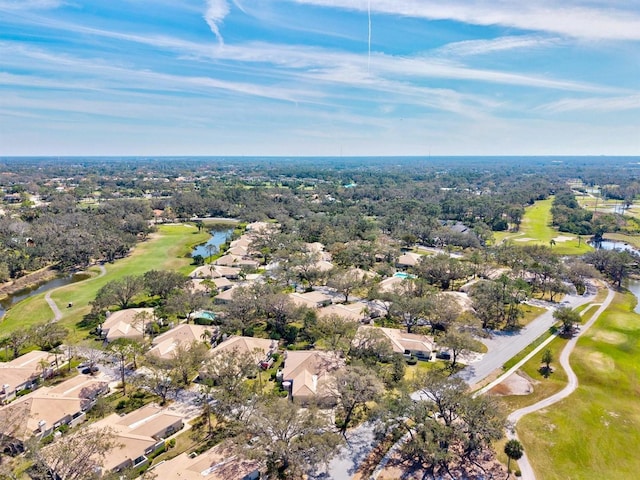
[31,427,119,480]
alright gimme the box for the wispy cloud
[435,35,561,57]
[289,0,640,41]
[537,95,640,113]
[204,0,230,45]
[0,0,64,10]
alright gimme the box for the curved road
[507,286,615,480]
[45,264,107,322]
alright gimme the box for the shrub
[515,470,522,477]
[405,356,418,365]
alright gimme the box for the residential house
[289,291,333,309]
[317,301,371,323]
[91,404,184,474]
[149,442,260,480]
[358,326,435,361]
[213,286,238,304]
[281,350,343,406]
[377,275,405,293]
[148,324,215,360]
[396,252,422,269]
[208,336,277,365]
[0,350,59,403]
[100,308,153,343]
[0,375,108,448]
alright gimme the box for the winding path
[507,286,616,480]
[45,264,107,322]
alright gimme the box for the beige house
[396,252,422,269]
[213,285,238,304]
[209,336,277,363]
[281,351,343,405]
[148,324,214,360]
[100,308,153,343]
[189,265,219,279]
[149,442,260,480]
[289,291,333,309]
[317,302,370,323]
[91,404,184,473]
[358,326,434,360]
[377,275,405,293]
[230,236,252,249]
[0,350,59,403]
[0,375,108,445]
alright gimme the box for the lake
[0,272,91,320]
[191,227,234,259]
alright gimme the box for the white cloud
[537,95,640,113]
[435,35,561,57]
[0,0,63,9]
[289,0,640,41]
[204,0,230,45]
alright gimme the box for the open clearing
[517,291,640,479]
[0,224,208,341]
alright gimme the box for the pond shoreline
[0,266,59,302]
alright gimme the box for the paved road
[311,422,376,480]
[507,286,615,480]
[371,287,598,479]
[457,289,595,386]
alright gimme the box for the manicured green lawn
[0,224,208,342]
[496,197,593,255]
[517,291,640,479]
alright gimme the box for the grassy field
[0,224,208,342]
[495,197,593,255]
[517,290,640,479]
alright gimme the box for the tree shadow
[538,365,553,378]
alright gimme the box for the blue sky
[1,0,639,156]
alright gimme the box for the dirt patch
[514,237,535,242]
[488,371,534,396]
[592,331,627,345]
[588,352,615,373]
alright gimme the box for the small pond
[592,239,639,254]
[591,239,640,313]
[0,272,91,319]
[192,228,234,259]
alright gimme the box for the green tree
[541,348,553,377]
[335,366,383,436]
[143,270,188,301]
[248,398,343,479]
[553,306,581,335]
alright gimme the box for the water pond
[0,272,91,320]
[191,228,234,259]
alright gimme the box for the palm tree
[504,439,524,475]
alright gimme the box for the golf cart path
[507,286,615,480]
[46,264,107,322]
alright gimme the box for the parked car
[81,366,99,374]
[435,351,451,360]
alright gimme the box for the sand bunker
[488,372,533,396]
[514,237,535,242]
[588,352,615,373]
[553,235,575,242]
[592,331,627,345]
